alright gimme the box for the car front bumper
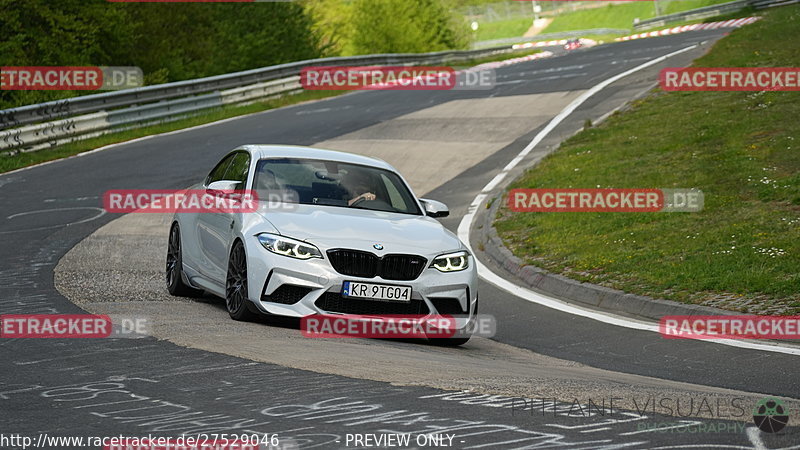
[245,239,478,331]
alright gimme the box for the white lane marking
[746,426,767,450]
[478,44,695,195]
[0,91,357,178]
[2,207,106,234]
[500,64,591,78]
[458,45,800,356]
[43,196,99,203]
[296,105,354,115]
[648,446,755,449]
[0,50,549,179]
[495,73,589,85]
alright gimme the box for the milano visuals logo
[753,397,790,433]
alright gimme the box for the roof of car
[242,145,395,171]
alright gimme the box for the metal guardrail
[0,46,518,153]
[473,28,629,48]
[633,0,791,30]
[634,0,750,30]
[751,0,800,8]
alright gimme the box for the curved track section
[2,30,798,448]
[54,212,773,409]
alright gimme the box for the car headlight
[256,233,322,260]
[431,251,469,272]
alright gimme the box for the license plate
[342,281,412,302]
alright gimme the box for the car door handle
[229,220,234,230]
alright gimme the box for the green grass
[494,5,800,315]
[589,7,759,44]
[545,2,655,32]
[0,49,539,174]
[663,0,735,15]
[472,0,737,43]
[474,16,534,42]
[545,0,732,33]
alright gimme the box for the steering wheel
[350,196,368,207]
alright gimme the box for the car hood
[255,204,463,255]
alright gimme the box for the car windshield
[253,158,422,215]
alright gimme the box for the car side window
[224,152,251,189]
[206,153,237,186]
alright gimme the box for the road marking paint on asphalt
[619,420,703,436]
[2,207,106,234]
[316,91,583,195]
[648,446,755,449]
[458,45,800,356]
[478,44,695,195]
[746,426,768,450]
[0,51,556,179]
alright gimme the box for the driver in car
[342,171,377,206]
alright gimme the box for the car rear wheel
[166,223,204,297]
[226,240,258,321]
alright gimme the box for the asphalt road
[2,29,798,449]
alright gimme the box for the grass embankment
[545,0,730,33]
[474,0,733,42]
[494,5,800,315]
[0,49,541,174]
[475,17,534,42]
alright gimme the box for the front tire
[166,223,204,297]
[226,240,258,321]
[429,296,477,346]
[431,337,471,347]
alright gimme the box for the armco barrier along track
[0,47,517,154]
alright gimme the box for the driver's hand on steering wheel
[349,192,376,206]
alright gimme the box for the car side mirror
[420,198,449,218]
[206,180,241,195]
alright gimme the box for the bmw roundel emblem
[373,243,384,250]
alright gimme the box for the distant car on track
[564,39,582,51]
[166,145,477,345]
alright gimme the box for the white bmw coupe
[167,145,478,344]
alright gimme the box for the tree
[0,0,324,109]
[349,0,470,55]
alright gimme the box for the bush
[0,0,323,109]
[349,0,470,54]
